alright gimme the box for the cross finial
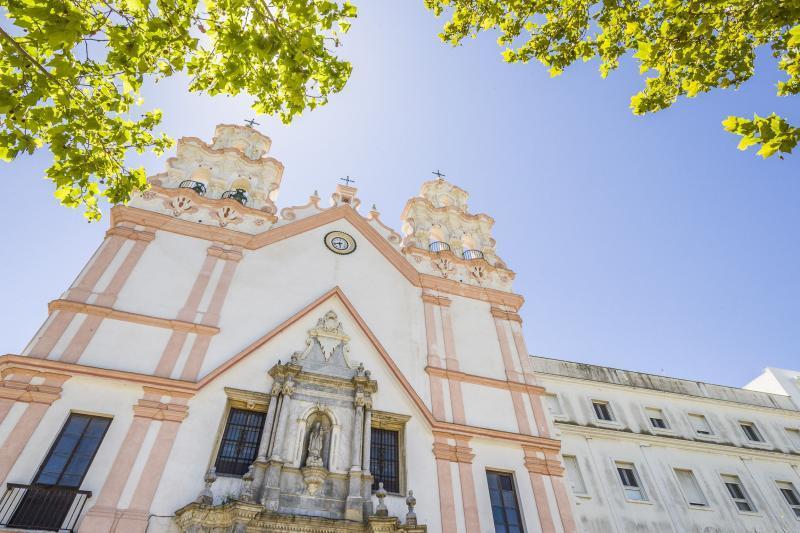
[432,169,446,180]
[340,175,356,187]
[244,118,260,128]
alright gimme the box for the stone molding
[133,387,193,422]
[207,244,244,262]
[489,306,523,323]
[0,368,69,405]
[48,299,220,336]
[425,366,545,396]
[174,502,427,533]
[432,432,475,464]
[522,451,565,477]
[105,225,156,242]
[421,293,451,307]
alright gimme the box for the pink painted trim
[178,335,211,381]
[60,315,102,364]
[28,311,76,359]
[457,457,481,533]
[128,419,180,511]
[549,470,577,533]
[528,471,556,533]
[93,240,150,307]
[423,299,447,420]
[493,318,522,381]
[0,399,13,425]
[202,256,238,325]
[153,331,189,378]
[438,304,466,424]
[509,324,551,438]
[58,237,151,364]
[66,235,126,303]
[439,305,460,372]
[176,254,219,322]
[423,300,442,367]
[177,256,239,380]
[511,391,532,435]
[435,457,457,533]
[0,402,49,485]
[93,417,152,508]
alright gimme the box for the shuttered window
[674,469,707,507]
[564,456,587,494]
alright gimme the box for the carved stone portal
[174,310,426,532]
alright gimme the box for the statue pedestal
[301,465,328,495]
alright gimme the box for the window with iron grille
[371,428,399,493]
[487,471,524,533]
[215,408,266,476]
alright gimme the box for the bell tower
[400,175,514,291]
[129,124,285,232]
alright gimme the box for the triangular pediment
[198,286,433,423]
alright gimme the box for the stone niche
[175,311,426,533]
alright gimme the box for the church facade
[0,125,798,533]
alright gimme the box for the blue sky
[1,2,798,388]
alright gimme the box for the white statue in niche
[306,421,327,468]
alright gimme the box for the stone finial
[405,490,417,526]
[375,482,388,517]
[196,467,216,505]
[240,465,256,503]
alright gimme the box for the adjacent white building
[0,124,797,533]
[533,356,800,533]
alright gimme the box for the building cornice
[48,299,220,336]
[555,420,800,463]
[535,370,800,416]
[111,204,525,310]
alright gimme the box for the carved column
[257,381,282,460]
[252,380,282,502]
[345,389,366,521]
[361,399,374,517]
[361,401,372,472]
[351,392,365,469]
[261,377,294,511]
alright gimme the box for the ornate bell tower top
[210,124,272,160]
[400,176,514,291]
[145,124,284,215]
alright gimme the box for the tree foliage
[425,0,800,159]
[0,0,355,220]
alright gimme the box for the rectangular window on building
[688,413,713,435]
[215,408,266,476]
[616,462,647,501]
[8,413,112,531]
[740,422,764,442]
[722,474,756,513]
[563,455,587,495]
[777,481,800,519]
[487,471,524,533]
[370,411,409,494]
[35,413,112,487]
[674,469,708,507]
[592,401,613,421]
[787,428,800,450]
[645,407,668,429]
[371,428,400,493]
[544,394,563,417]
